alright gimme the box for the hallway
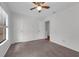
[5,39,79,57]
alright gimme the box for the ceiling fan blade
[33,2,45,6]
[30,7,36,10]
[42,6,50,9]
[41,2,45,4]
[32,2,40,6]
[32,2,38,5]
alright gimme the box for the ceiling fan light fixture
[37,6,42,11]
[30,2,50,13]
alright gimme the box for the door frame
[44,16,51,41]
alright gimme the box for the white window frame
[0,6,8,44]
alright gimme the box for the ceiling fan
[30,2,50,13]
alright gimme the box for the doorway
[45,21,50,41]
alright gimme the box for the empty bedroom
[0,1,79,57]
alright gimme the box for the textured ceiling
[5,2,78,18]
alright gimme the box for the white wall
[44,4,79,52]
[38,20,46,39]
[11,12,43,43]
[0,3,11,57]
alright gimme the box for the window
[0,6,8,43]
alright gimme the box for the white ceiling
[5,2,78,18]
